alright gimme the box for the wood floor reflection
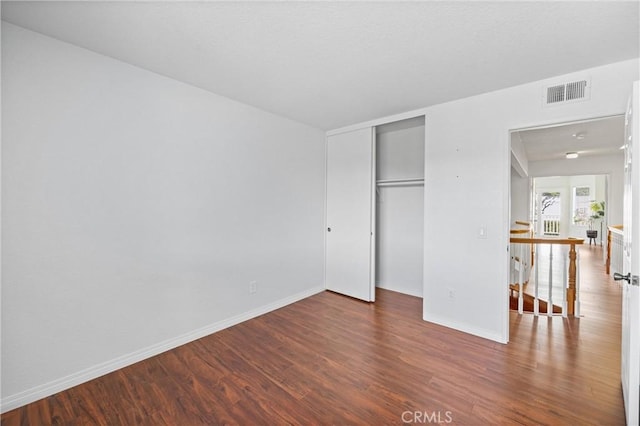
[2,246,624,424]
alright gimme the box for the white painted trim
[323,135,329,291]
[326,108,428,136]
[0,19,4,411]
[510,113,626,136]
[0,286,325,413]
[370,128,377,302]
[502,129,511,344]
[423,311,508,344]
[422,116,429,333]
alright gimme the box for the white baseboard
[375,282,423,298]
[1,285,325,413]
[422,311,507,344]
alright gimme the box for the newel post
[606,228,612,275]
[567,243,577,316]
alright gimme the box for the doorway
[510,116,624,313]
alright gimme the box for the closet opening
[375,116,425,298]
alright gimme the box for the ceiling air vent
[543,78,590,107]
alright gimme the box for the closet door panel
[325,128,374,301]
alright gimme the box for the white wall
[423,59,639,343]
[376,117,425,297]
[510,168,530,224]
[376,117,425,180]
[510,132,529,177]
[1,23,325,409]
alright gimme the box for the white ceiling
[514,115,626,162]
[2,1,639,130]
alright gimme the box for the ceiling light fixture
[572,132,586,140]
[566,152,579,159]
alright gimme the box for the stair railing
[510,222,533,315]
[606,225,624,275]
[542,215,561,236]
[510,234,584,317]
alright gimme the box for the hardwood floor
[2,246,625,425]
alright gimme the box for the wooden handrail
[510,237,584,245]
[608,225,623,234]
[510,236,583,316]
[510,223,535,267]
[606,225,623,274]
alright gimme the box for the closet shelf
[376,178,424,187]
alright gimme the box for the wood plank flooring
[2,245,625,425]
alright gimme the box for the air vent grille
[543,78,590,106]
[546,84,566,104]
[566,80,587,100]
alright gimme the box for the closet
[325,116,425,302]
[375,117,425,297]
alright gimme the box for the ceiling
[2,1,639,130]
[514,115,626,162]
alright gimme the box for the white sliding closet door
[326,128,375,302]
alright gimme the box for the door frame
[325,110,428,304]
[508,113,626,331]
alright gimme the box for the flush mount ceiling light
[566,152,579,159]
[572,132,586,140]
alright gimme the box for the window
[573,186,591,225]
[540,192,561,216]
[540,191,561,235]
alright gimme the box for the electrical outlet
[249,281,258,295]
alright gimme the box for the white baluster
[562,245,568,318]
[615,232,624,275]
[575,249,581,317]
[548,245,553,316]
[534,243,540,316]
[518,243,524,314]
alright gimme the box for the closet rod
[376,178,424,187]
[376,178,423,184]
